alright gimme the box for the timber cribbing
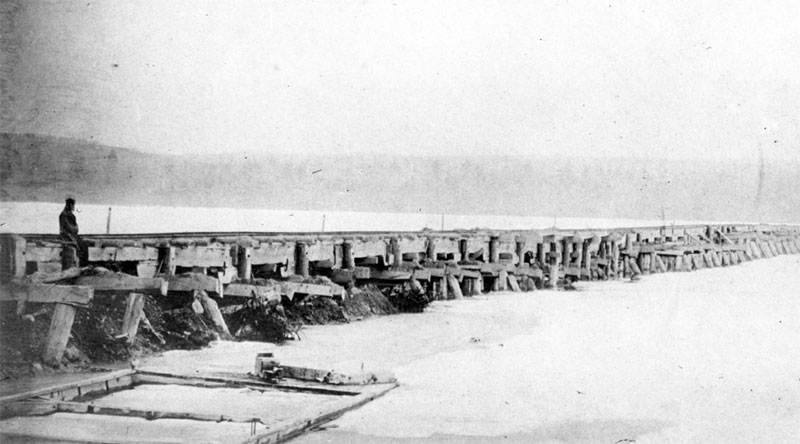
[2,223,800,287]
[2,222,800,366]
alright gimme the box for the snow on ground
[139,255,800,444]
[4,255,796,443]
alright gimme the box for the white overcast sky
[2,0,799,160]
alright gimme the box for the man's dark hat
[66,198,75,204]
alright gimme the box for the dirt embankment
[0,282,424,379]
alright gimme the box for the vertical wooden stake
[342,242,355,269]
[295,243,309,278]
[198,291,230,336]
[237,247,252,281]
[160,246,176,276]
[42,303,77,366]
[122,293,145,345]
[515,241,526,267]
[391,238,402,270]
[447,274,464,299]
[489,237,499,263]
[497,269,508,291]
[459,239,468,263]
[426,238,437,262]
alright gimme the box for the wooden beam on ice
[0,283,93,306]
[75,274,167,296]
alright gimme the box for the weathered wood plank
[75,274,167,296]
[121,293,145,344]
[42,303,77,366]
[23,245,61,263]
[0,283,93,306]
[224,283,281,301]
[167,273,222,296]
[88,246,159,262]
[2,399,267,424]
[0,369,136,404]
[173,246,232,268]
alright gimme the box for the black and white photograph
[1,1,799,443]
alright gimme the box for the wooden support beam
[121,293,145,344]
[515,241,526,266]
[496,269,508,291]
[3,399,267,424]
[159,246,176,275]
[237,247,252,281]
[426,237,436,262]
[197,290,230,335]
[507,274,521,292]
[390,238,402,270]
[342,242,355,269]
[224,283,282,301]
[42,303,77,366]
[489,236,499,263]
[654,255,667,272]
[75,274,167,296]
[459,239,469,263]
[0,283,93,306]
[167,273,222,296]
[294,243,309,277]
[446,274,463,299]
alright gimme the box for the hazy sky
[2,0,799,160]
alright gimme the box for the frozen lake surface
[0,201,716,234]
[135,255,800,444]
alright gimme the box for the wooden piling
[42,303,77,366]
[390,238,402,269]
[446,274,464,299]
[489,237,499,263]
[342,242,355,269]
[610,241,619,277]
[497,269,508,291]
[536,243,545,265]
[197,290,230,335]
[295,243,309,277]
[426,238,436,262]
[159,246,176,275]
[1,234,27,278]
[121,293,145,345]
[237,247,252,281]
[562,239,572,268]
[459,239,468,263]
[515,241,526,266]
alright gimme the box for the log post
[497,269,508,291]
[574,240,583,271]
[459,239,468,263]
[42,303,77,366]
[61,245,78,271]
[515,241,526,266]
[447,274,464,299]
[536,243,545,265]
[489,237,499,263]
[391,238,402,270]
[121,293,145,345]
[426,238,436,262]
[562,239,572,268]
[159,246,176,276]
[294,243,309,278]
[237,247,252,281]
[610,242,619,277]
[342,242,355,269]
[197,290,230,335]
